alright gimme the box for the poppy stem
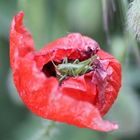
[40,121,57,140]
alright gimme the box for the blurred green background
[0,0,140,140]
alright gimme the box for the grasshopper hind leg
[59,74,67,82]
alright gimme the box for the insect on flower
[10,11,121,132]
[51,55,98,82]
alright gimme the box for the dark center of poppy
[42,61,57,77]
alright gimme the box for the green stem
[39,121,57,140]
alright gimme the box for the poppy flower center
[42,55,97,82]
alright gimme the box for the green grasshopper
[51,55,97,82]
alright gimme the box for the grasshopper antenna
[48,51,57,68]
[48,51,63,79]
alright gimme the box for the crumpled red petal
[10,11,121,132]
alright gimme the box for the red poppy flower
[10,11,121,132]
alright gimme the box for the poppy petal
[10,11,35,69]
[46,91,118,132]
